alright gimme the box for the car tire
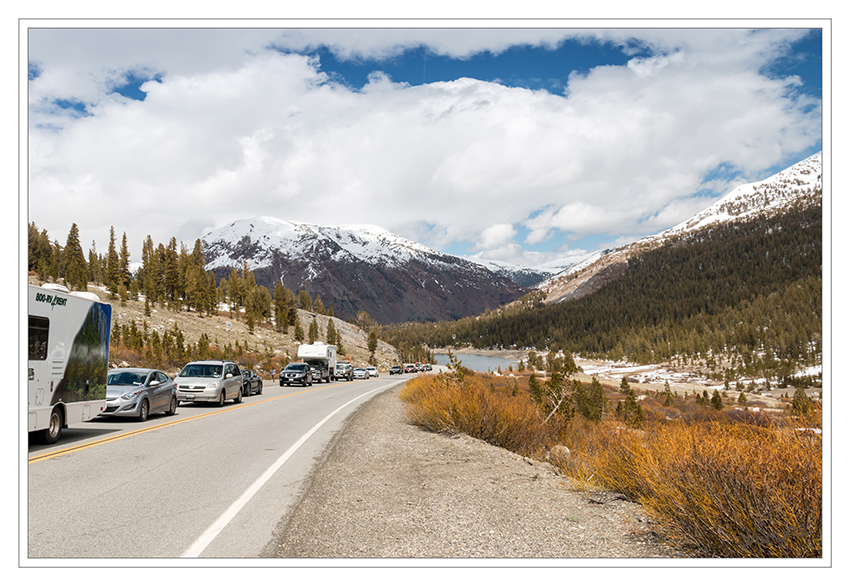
[166,395,178,416]
[38,407,64,444]
[257,384,263,395]
[234,388,243,404]
[138,399,149,422]
[216,391,226,407]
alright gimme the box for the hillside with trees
[380,201,823,385]
[27,222,400,375]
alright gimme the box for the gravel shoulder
[269,385,680,560]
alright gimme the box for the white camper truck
[297,342,337,383]
[28,284,112,444]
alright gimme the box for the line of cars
[389,362,433,375]
[104,357,421,422]
[279,361,381,386]
[103,359,264,422]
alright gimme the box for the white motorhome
[28,284,112,444]
[297,342,337,383]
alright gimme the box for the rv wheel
[40,408,64,444]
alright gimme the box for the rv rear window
[28,316,49,361]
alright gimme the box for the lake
[434,353,520,373]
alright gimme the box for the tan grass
[400,369,822,558]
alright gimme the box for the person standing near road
[271,368,276,382]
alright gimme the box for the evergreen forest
[380,202,823,384]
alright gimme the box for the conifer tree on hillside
[119,232,132,290]
[326,318,338,346]
[228,268,241,315]
[273,282,289,333]
[163,238,179,308]
[368,330,378,362]
[298,290,312,311]
[64,223,88,291]
[87,241,102,285]
[28,222,52,278]
[308,316,319,344]
[106,226,120,294]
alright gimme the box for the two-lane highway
[26,374,410,560]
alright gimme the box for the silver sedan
[103,368,178,422]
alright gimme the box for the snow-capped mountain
[539,152,822,304]
[202,217,528,324]
[469,249,606,288]
[660,151,822,239]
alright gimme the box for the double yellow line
[28,384,326,464]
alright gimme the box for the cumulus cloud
[26,27,821,267]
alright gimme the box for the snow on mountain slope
[538,151,822,303]
[204,217,437,272]
[660,152,822,239]
[202,217,528,324]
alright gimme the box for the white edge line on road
[180,380,403,558]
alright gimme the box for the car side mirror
[225,373,233,379]
[149,380,160,387]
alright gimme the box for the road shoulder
[269,384,678,560]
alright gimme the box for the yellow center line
[28,384,335,464]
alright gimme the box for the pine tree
[106,226,120,294]
[308,316,319,344]
[711,389,724,410]
[119,232,132,290]
[63,223,88,291]
[326,318,338,346]
[298,290,313,311]
[368,330,378,360]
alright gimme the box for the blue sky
[26,24,824,268]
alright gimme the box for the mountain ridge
[538,152,822,304]
[202,217,528,324]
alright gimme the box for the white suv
[175,360,244,406]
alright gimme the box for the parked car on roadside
[352,367,369,380]
[280,362,313,387]
[242,369,263,396]
[366,366,379,378]
[175,360,244,406]
[103,368,178,422]
[389,365,403,375]
[335,362,354,381]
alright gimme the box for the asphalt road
[25,374,409,561]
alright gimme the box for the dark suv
[280,362,314,387]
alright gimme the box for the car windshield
[179,364,223,378]
[107,371,146,386]
[286,364,307,371]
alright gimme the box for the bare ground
[269,385,682,560]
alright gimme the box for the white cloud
[476,223,517,251]
[26,27,821,267]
